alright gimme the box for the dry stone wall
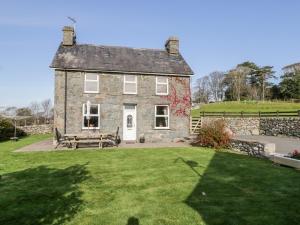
[18,124,53,135]
[260,118,300,138]
[199,117,300,138]
[201,117,260,136]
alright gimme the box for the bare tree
[29,101,41,124]
[207,71,225,102]
[193,75,210,103]
[41,99,52,122]
[225,66,250,101]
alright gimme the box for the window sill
[82,127,100,130]
[154,127,170,130]
[123,93,137,95]
[156,93,169,96]
[84,92,99,94]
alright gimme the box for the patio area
[15,138,191,152]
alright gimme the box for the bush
[0,119,27,141]
[193,119,231,149]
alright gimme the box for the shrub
[193,119,231,149]
[290,150,300,160]
[0,118,27,141]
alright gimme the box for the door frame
[123,104,137,141]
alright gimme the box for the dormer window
[156,76,168,95]
[124,75,137,94]
[84,73,99,93]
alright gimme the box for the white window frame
[82,103,100,129]
[154,105,170,129]
[156,76,169,95]
[84,73,99,93]
[123,75,137,94]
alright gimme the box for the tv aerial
[67,16,77,30]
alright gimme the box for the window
[124,75,137,94]
[156,76,168,95]
[155,105,169,129]
[84,73,99,93]
[82,103,100,129]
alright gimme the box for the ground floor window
[82,103,100,129]
[155,105,169,129]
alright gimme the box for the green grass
[1,135,300,225]
[192,101,300,116]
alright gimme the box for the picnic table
[63,133,113,149]
[55,127,120,149]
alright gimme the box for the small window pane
[85,81,98,92]
[90,105,98,114]
[127,115,133,128]
[157,77,167,83]
[125,75,136,82]
[156,117,168,128]
[157,84,167,94]
[156,106,168,115]
[84,116,99,128]
[125,83,136,93]
[86,74,98,80]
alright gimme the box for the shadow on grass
[0,164,89,225]
[184,151,300,225]
[126,216,139,225]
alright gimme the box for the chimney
[165,36,179,55]
[62,26,76,46]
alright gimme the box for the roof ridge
[76,43,166,52]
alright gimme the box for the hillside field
[191,101,300,117]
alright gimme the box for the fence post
[276,110,279,117]
[298,110,300,117]
[223,111,226,117]
[258,111,261,118]
[241,111,243,117]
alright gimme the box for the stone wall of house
[54,70,191,142]
[201,117,260,135]
[230,138,275,158]
[18,124,53,135]
[260,118,300,138]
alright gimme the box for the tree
[280,71,300,100]
[41,99,52,122]
[254,66,276,101]
[16,107,32,116]
[193,76,210,103]
[224,66,250,101]
[207,71,225,102]
[29,101,41,124]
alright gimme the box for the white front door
[123,104,137,141]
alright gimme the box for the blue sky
[1,0,300,107]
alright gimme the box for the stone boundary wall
[260,118,300,138]
[199,117,300,138]
[201,117,260,136]
[18,124,53,135]
[230,138,275,158]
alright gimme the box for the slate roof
[50,44,193,75]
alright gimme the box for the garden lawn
[192,101,300,116]
[1,135,300,225]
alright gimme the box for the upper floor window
[84,73,99,93]
[82,103,100,129]
[124,75,137,94]
[156,76,168,95]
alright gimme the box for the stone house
[50,26,193,142]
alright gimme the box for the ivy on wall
[162,77,191,117]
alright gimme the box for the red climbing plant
[161,77,191,117]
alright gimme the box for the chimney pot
[62,26,75,46]
[165,36,179,55]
